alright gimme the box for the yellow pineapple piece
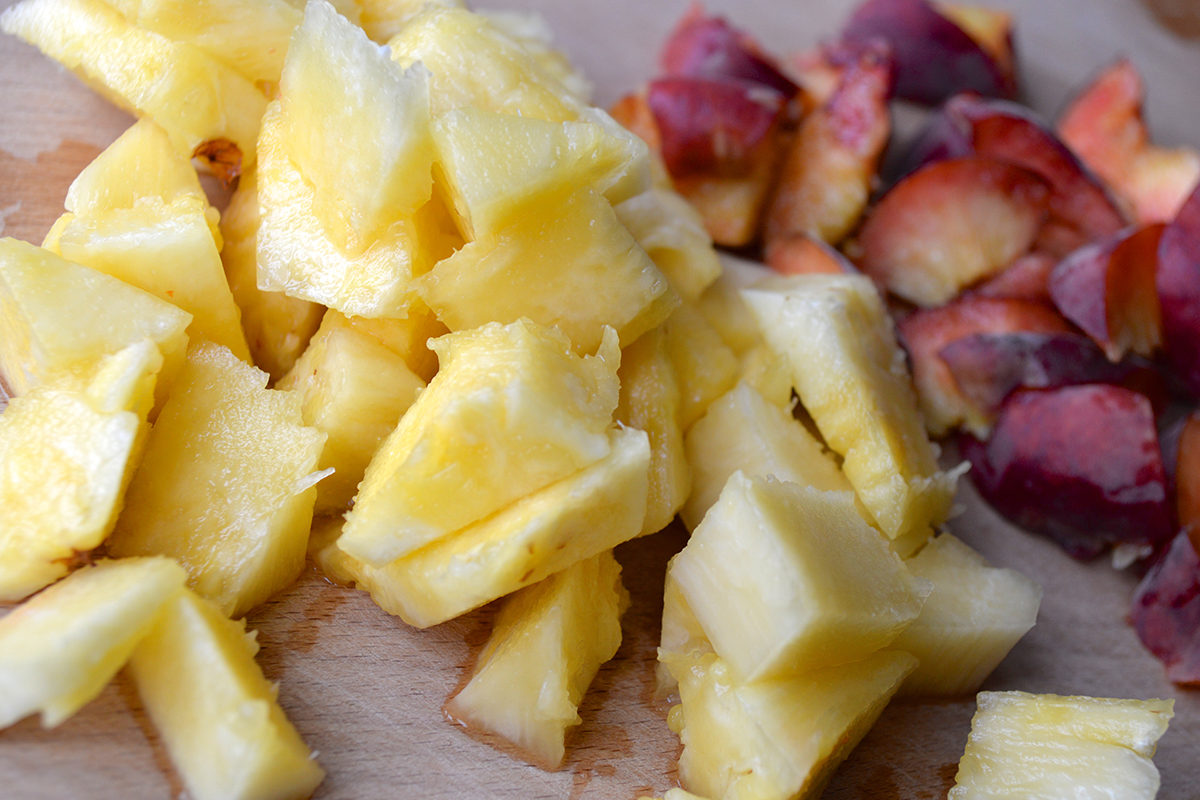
[655,566,713,698]
[417,187,677,355]
[614,188,723,303]
[0,341,161,601]
[736,342,794,410]
[663,301,740,431]
[445,551,628,768]
[478,9,593,103]
[694,255,774,356]
[277,324,424,514]
[320,307,446,383]
[108,342,327,618]
[314,425,649,628]
[129,589,324,800]
[743,275,964,541]
[0,0,267,170]
[355,0,463,44]
[339,321,620,567]
[950,691,1174,799]
[891,534,1041,698]
[0,557,186,729]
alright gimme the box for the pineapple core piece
[0,557,186,729]
[339,320,621,567]
[950,691,1174,800]
[129,589,325,800]
[445,551,629,768]
[891,534,1042,698]
[743,275,964,541]
[671,472,928,682]
[108,342,327,619]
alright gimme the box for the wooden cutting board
[1,1,1198,798]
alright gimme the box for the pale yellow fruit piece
[445,551,628,768]
[615,188,722,303]
[220,169,326,382]
[743,275,963,540]
[672,473,927,682]
[478,9,593,103]
[129,589,324,800]
[637,791,710,800]
[355,0,463,44]
[891,534,1041,698]
[0,238,190,408]
[320,306,446,384]
[431,106,641,240]
[616,326,689,537]
[660,648,917,800]
[0,557,186,729]
[0,341,161,601]
[317,426,649,628]
[950,691,1174,800]
[663,301,740,431]
[694,255,773,356]
[736,343,793,410]
[655,565,713,699]
[682,382,850,532]
[108,342,326,618]
[417,187,677,355]
[339,321,620,567]
[0,0,266,170]
[277,325,424,514]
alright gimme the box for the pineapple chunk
[682,382,851,531]
[663,301,740,431]
[129,589,324,800]
[671,473,927,682]
[356,0,463,44]
[108,342,327,618]
[695,255,773,356]
[891,534,1041,698]
[339,321,620,567]
[950,691,1174,800]
[478,9,593,103]
[655,566,713,698]
[0,557,186,729]
[0,341,161,601]
[0,0,266,169]
[615,188,723,303]
[316,425,649,628]
[445,551,628,768]
[319,307,446,384]
[742,275,963,541]
[415,186,678,355]
[277,324,424,514]
[735,342,794,410]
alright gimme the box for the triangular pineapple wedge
[319,307,447,384]
[662,301,740,431]
[615,188,723,303]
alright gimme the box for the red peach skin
[1131,531,1200,685]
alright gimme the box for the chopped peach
[1156,184,1200,399]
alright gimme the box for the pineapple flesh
[663,301,740,431]
[615,187,723,303]
[319,306,446,384]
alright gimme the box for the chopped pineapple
[339,320,621,567]
[319,306,446,383]
[735,342,794,410]
[129,589,325,800]
[655,566,713,698]
[478,9,593,103]
[356,0,463,45]
[694,254,773,356]
[950,691,1174,799]
[108,342,327,618]
[663,301,741,431]
[445,551,628,768]
[0,557,187,729]
[615,188,723,303]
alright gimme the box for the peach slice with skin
[857,156,1050,307]
[765,234,858,277]
[1173,411,1200,554]
[788,38,897,109]
[969,251,1058,302]
[1131,531,1200,685]
[1156,183,1200,399]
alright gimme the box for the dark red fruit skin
[962,385,1175,560]
[1131,531,1200,685]
[660,3,800,97]
[842,0,1015,105]
[1157,183,1200,400]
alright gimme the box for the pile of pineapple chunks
[0,0,1176,798]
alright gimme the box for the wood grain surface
[1,1,1199,799]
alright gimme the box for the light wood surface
[1,1,1198,798]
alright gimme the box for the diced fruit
[671,473,927,681]
[735,342,794,410]
[319,306,446,384]
[765,233,858,277]
[658,4,799,96]
[1130,531,1200,685]
[743,275,962,541]
[1175,411,1200,553]
[656,566,714,697]
[129,589,325,800]
[949,691,1173,800]
[663,301,741,431]
[858,157,1050,307]
[614,187,722,303]
[318,426,649,628]
[673,151,781,247]
[694,255,773,355]
[969,251,1057,302]
[445,551,628,768]
[338,321,620,567]
[478,8,594,104]
[962,385,1174,560]
[0,557,186,729]
[1155,183,1200,398]
[682,382,850,531]
[890,533,1041,697]
[108,342,327,618]
[356,0,461,44]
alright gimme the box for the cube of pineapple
[108,342,326,618]
[277,324,425,514]
[950,691,1174,800]
[415,186,678,355]
[614,188,723,303]
[671,473,928,682]
[663,301,740,431]
[339,320,621,567]
[445,551,628,768]
[694,254,774,356]
[891,534,1042,698]
[478,9,593,103]
[0,557,187,729]
[735,342,795,410]
[319,306,447,384]
[743,275,964,541]
[682,382,851,531]
[356,0,463,44]
[129,589,324,800]
[0,0,267,170]
[318,425,649,628]
[655,566,713,698]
